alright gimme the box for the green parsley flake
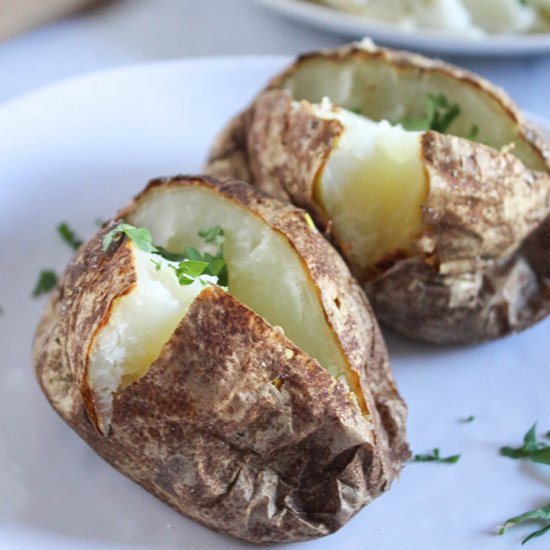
[185,226,228,287]
[150,259,162,272]
[57,222,83,251]
[102,223,157,254]
[103,223,228,287]
[33,270,58,297]
[394,93,461,134]
[467,124,480,142]
[412,448,460,464]
[170,260,209,286]
[198,225,225,246]
[500,423,550,465]
[499,503,550,545]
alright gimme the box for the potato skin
[206,45,550,344]
[384,132,550,343]
[33,176,409,543]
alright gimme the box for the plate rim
[0,55,292,113]
[248,0,550,55]
[1,54,549,550]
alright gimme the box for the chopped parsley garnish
[170,260,209,286]
[151,259,162,272]
[497,424,550,544]
[467,124,480,142]
[32,270,58,297]
[183,225,228,287]
[198,225,225,246]
[412,448,461,464]
[500,423,550,465]
[57,222,83,251]
[103,223,228,287]
[102,224,157,254]
[463,415,476,423]
[499,503,550,545]
[32,222,83,299]
[349,106,363,115]
[395,93,461,133]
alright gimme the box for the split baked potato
[33,175,409,544]
[207,42,550,344]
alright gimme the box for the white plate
[1,56,550,550]
[249,0,550,56]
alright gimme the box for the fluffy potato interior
[126,185,353,390]
[89,246,216,425]
[312,102,427,272]
[280,56,546,172]
[462,0,536,33]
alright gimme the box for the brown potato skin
[206,45,550,344]
[33,176,409,543]
[383,132,550,343]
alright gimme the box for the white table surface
[0,0,549,120]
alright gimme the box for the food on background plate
[33,175,409,544]
[207,41,550,344]
[311,0,550,35]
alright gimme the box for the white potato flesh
[126,185,352,391]
[89,245,217,425]
[462,0,536,33]
[333,0,479,36]
[312,103,426,272]
[318,0,546,33]
[410,0,478,36]
[320,0,411,22]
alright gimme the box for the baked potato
[33,175,409,544]
[207,42,550,344]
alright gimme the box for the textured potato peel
[33,176,409,543]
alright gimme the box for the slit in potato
[312,100,428,272]
[277,49,547,172]
[88,181,365,431]
[126,184,352,383]
[88,244,218,427]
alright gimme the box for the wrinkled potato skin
[33,176,409,543]
[206,46,550,344]
[387,132,550,343]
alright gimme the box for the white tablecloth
[0,0,549,120]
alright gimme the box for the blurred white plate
[249,0,550,55]
[0,56,549,550]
